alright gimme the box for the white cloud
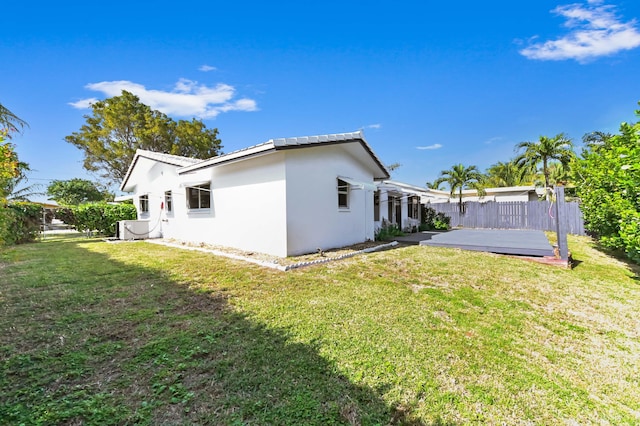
[68,97,99,109]
[199,65,217,72]
[416,144,442,150]
[69,79,258,119]
[520,1,640,62]
[484,136,503,145]
[366,123,382,129]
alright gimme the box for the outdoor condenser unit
[116,220,150,240]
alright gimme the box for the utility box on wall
[116,220,150,240]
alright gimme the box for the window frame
[374,190,380,221]
[337,178,350,209]
[164,190,173,213]
[408,195,419,219]
[139,194,149,214]
[186,183,211,210]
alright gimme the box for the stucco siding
[160,153,288,257]
[132,159,181,239]
[284,145,375,256]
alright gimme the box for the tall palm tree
[426,179,445,190]
[0,103,29,134]
[438,163,484,212]
[515,133,574,189]
[485,159,535,187]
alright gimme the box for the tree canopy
[65,91,223,184]
[484,160,534,188]
[437,163,484,212]
[574,107,640,263]
[1,103,29,201]
[47,178,111,206]
[515,133,574,189]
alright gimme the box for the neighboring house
[426,186,543,204]
[374,180,445,231]
[119,131,389,257]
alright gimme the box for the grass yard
[1,234,640,425]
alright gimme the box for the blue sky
[3,0,640,200]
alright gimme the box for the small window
[164,191,172,212]
[374,190,380,221]
[408,196,419,219]
[337,179,349,209]
[187,184,211,209]
[139,194,149,213]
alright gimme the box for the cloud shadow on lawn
[0,237,452,425]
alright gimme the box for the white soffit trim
[338,176,377,191]
[179,180,211,188]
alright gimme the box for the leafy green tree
[484,160,534,187]
[0,131,19,201]
[47,178,111,205]
[65,90,223,184]
[515,133,574,189]
[437,163,484,212]
[574,111,640,263]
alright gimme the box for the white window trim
[186,183,212,210]
[337,178,350,210]
[139,194,149,214]
[164,190,173,214]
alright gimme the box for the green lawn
[1,234,639,425]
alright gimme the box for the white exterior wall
[494,193,532,202]
[160,153,289,257]
[284,146,375,256]
[131,159,180,239]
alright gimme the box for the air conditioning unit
[116,220,150,240]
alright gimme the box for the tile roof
[133,149,201,167]
[179,130,389,179]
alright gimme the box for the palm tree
[515,133,574,189]
[438,163,484,212]
[0,103,28,134]
[426,179,445,190]
[485,159,534,187]
[1,161,42,201]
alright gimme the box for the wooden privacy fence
[429,201,586,236]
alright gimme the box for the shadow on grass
[577,237,640,279]
[0,237,450,425]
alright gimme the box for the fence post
[554,186,569,261]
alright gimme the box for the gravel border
[144,239,399,271]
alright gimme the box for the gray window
[187,184,211,209]
[164,191,172,212]
[139,194,149,213]
[337,179,349,208]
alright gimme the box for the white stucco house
[119,131,390,257]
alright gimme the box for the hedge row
[0,202,137,246]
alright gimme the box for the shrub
[420,206,450,231]
[0,202,43,245]
[375,223,405,241]
[54,207,77,227]
[72,203,137,236]
[574,108,640,263]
